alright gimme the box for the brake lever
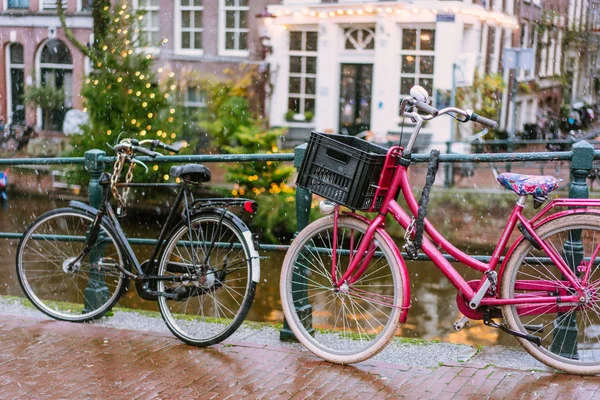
[130,157,149,172]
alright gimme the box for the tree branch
[56,0,94,60]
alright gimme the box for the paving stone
[0,314,599,398]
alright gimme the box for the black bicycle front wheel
[157,211,258,346]
[16,208,127,322]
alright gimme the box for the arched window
[6,43,25,124]
[344,27,376,51]
[38,39,73,131]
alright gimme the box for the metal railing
[0,141,599,349]
[0,143,597,261]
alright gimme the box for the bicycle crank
[483,309,542,346]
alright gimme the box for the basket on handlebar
[297,132,389,211]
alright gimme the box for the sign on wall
[454,53,477,87]
[436,14,455,22]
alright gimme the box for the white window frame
[342,26,376,52]
[76,0,93,12]
[39,0,66,11]
[35,39,73,130]
[218,0,249,57]
[5,43,25,126]
[287,30,318,117]
[5,0,29,9]
[399,26,436,112]
[184,86,207,111]
[175,0,204,56]
[487,26,499,74]
[133,0,160,49]
[540,30,549,78]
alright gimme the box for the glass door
[339,63,372,136]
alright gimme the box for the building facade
[266,1,518,147]
[0,0,276,131]
[566,0,598,106]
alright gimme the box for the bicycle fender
[183,208,260,283]
[496,209,600,291]
[69,200,98,215]
[343,212,411,323]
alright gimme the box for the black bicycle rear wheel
[157,211,258,346]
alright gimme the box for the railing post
[83,149,109,313]
[444,141,454,188]
[551,140,593,358]
[280,143,314,341]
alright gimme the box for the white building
[266,1,518,148]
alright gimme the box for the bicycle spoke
[18,211,124,322]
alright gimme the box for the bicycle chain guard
[455,280,502,320]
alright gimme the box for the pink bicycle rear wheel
[502,213,600,375]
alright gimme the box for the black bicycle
[16,138,260,346]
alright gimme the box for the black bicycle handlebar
[152,140,180,153]
[113,138,180,156]
[131,145,159,158]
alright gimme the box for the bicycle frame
[75,176,193,281]
[332,148,600,321]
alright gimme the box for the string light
[268,5,517,27]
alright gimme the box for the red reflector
[243,201,258,213]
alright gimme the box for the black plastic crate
[297,132,388,210]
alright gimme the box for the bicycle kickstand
[483,309,542,346]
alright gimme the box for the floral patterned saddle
[496,173,561,197]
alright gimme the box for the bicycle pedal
[453,316,471,331]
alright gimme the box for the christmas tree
[60,1,182,182]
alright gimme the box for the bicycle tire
[280,215,403,364]
[502,213,600,375]
[16,208,127,322]
[157,211,258,346]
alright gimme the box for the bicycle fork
[332,210,385,289]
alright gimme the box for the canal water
[0,191,514,346]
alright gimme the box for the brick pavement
[0,315,599,399]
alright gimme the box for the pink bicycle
[280,86,600,374]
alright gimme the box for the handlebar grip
[132,145,158,158]
[153,140,180,153]
[415,101,439,117]
[162,143,179,153]
[469,112,498,129]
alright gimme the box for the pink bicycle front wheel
[280,215,404,364]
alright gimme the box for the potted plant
[23,84,66,132]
